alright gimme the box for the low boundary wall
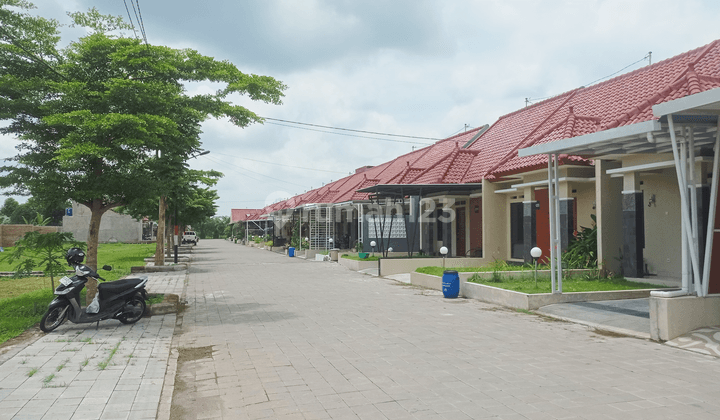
[650,295,720,341]
[411,272,658,310]
[338,257,378,272]
[0,225,61,247]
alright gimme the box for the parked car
[182,231,198,245]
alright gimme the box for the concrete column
[441,207,452,256]
[596,160,623,276]
[622,190,644,278]
[408,196,420,253]
[350,208,358,247]
[559,198,575,251]
[482,179,508,261]
[522,201,537,263]
[421,200,434,255]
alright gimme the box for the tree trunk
[154,195,166,266]
[166,213,172,258]
[85,199,108,303]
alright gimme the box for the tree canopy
[0,3,286,274]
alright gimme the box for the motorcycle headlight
[75,266,92,276]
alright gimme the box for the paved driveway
[171,240,720,420]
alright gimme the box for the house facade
[233,39,720,340]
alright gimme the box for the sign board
[65,208,72,216]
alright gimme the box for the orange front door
[469,197,482,257]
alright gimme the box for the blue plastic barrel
[442,270,459,298]
[288,247,295,257]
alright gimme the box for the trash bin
[288,247,295,257]
[442,270,459,298]
[329,248,340,261]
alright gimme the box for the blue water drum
[442,270,459,298]
[288,247,295,257]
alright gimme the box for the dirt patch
[592,328,630,338]
[0,326,43,359]
[170,346,216,420]
[176,345,213,364]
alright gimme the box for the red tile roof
[231,209,266,223]
[466,39,720,180]
[234,39,720,216]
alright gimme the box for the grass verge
[0,243,154,346]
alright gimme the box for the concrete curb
[157,263,189,420]
[132,264,187,273]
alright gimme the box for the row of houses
[232,39,720,340]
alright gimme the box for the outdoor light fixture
[531,246,542,287]
[370,240,376,256]
[388,247,393,253]
[440,246,448,269]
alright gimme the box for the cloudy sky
[3,0,720,217]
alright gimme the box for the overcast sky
[3,0,720,217]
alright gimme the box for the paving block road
[168,240,720,420]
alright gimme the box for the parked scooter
[39,248,149,333]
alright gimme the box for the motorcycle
[40,251,149,333]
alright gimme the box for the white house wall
[62,202,143,243]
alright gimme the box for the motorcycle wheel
[118,296,146,324]
[40,305,68,333]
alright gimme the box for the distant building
[62,202,144,243]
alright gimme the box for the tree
[196,215,231,239]
[2,231,85,289]
[0,197,19,218]
[0,4,286,298]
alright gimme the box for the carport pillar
[441,207,452,256]
[421,199,434,255]
[523,188,537,264]
[559,198,575,251]
[622,171,644,278]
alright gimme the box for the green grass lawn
[468,274,671,294]
[415,266,672,294]
[0,243,155,345]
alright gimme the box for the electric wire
[202,155,309,189]
[122,0,139,40]
[130,0,147,45]
[217,153,347,174]
[133,0,149,45]
[526,52,652,105]
[261,117,440,141]
[265,121,434,145]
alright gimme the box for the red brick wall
[0,225,61,247]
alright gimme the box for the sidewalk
[0,271,185,420]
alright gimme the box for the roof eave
[518,119,662,157]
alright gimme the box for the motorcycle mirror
[102,265,112,271]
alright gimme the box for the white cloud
[5,0,720,216]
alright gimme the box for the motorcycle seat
[98,278,145,297]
